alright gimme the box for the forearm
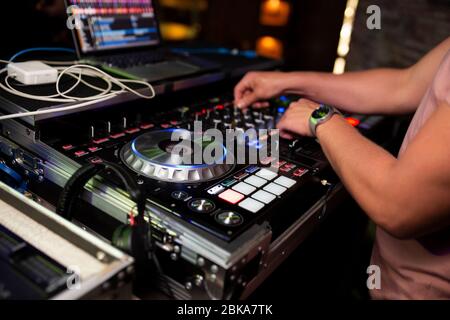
[315,115,405,234]
[282,69,417,115]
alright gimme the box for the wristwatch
[309,104,341,137]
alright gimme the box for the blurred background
[1,0,449,300]
[3,0,449,72]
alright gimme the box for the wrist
[309,104,342,137]
[316,114,348,138]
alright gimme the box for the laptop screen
[68,0,160,54]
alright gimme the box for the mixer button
[238,198,265,213]
[215,211,244,227]
[125,128,140,134]
[218,189,245,204]
[110,132,126,139]
[171,191,189,201]
[244,175,267,188]
[234,172,249,180]
[188,199,216,213]
[62,144,74,151]
[251,190,276,204]
[263,183,287,196]
[74,150,88,158]
[207,185,225,195]
[140,123,155,130]
[93,137,109,145]
[221,178,238,187]
[245,166,259,174]
[88,146,101,153]
[88,156,103,164]
[256,168,278,181]
[293,168,308,177]
[232,182,256,195]
[274,176,297,188]
[280,163,297,173]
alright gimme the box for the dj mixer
[42,94,332,242]
[0,79,385,299]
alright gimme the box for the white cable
[55,64,155,100]
[0,61,156,120]
[0,96,116,121]
[55,65,121,101]
[62,68,113,94]
[0,64,154,102]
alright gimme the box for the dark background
[1,0,449,300]
[2,1,449,70]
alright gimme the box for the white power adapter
[7,61,58,85]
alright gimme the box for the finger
[237,92,259,109]
[276,116,288,131]
[280,130,294,140]
[277,119,296,139]
[234,75,253,102]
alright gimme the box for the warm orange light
[256,36,283,59]
[160,22,198,41]
[267,0,281,12]
[260,0,291,27]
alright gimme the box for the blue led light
[278,107,286,113]
[279,96,288,102]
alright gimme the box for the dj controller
[44,94,332,242]
[0,82,386,299]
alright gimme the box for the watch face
[312,105,331,119]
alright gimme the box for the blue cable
[9,47,76,62]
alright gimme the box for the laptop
[65,0,217,83]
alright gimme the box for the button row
[212,167,297,214]
[62,122,160,158]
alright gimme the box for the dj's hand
[234,71,288,109]
[277,98,319,139]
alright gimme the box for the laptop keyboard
[101,50,166,69]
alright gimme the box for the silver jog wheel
[120,129,234,183]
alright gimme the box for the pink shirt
[370,48,450,299]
